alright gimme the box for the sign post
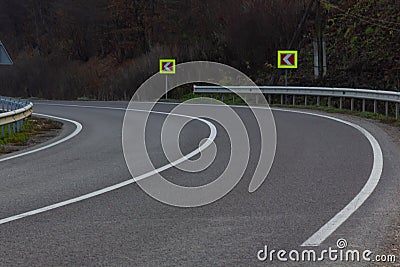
[313,38,326,79]
[0,41,13,65]
[277,50,298,86]
[159,59,176,99]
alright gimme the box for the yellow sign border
[277,50,298,69]
[159,59,176,74]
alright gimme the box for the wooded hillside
[0,0,398,100]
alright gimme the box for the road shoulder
[288,108,400,264]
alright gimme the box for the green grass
[0,117,62,146]
[77,96,97,101]
[0,120,35,145]
[0,132,31,145]
[161,93,246,105]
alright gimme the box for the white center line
[0,103,217,225]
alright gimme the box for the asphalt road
[0,101,398,266]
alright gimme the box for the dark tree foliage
[1,0,395,100]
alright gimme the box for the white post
[351,98,354,111]
[165,75,168,100]
[285,70,288,86]
[385,101,389,118]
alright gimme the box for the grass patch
[160,93,246,105]
[77,96,97,101]
[0,132,31,146]
[0,117,62,147]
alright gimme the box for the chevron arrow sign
[278,50,298,69]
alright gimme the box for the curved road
[0,101,398,266]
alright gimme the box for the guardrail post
[385,101,389,118]
[362,99,366,112]
[1,125,4,138]
[374,100,377,114]
[351,98,354,111]
[292,95,296,106]
[328,97,332,107]
[396,103,399,120]
[280,95,284,105]
[339,97,343,109]
[7,124,11,136]
[268,95,271,104]
[317,96,320,106]
[221,94,224,103]
[232,95,235,105]
[304,96,308,106]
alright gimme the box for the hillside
[0,0,399,99]
[290,0,400,90]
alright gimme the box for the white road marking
[0,113,83,163]
[163,62,171,71]
[156,102,384,246]
[283,54,293,65]
[0,103,217,225]
[1,101,384,247]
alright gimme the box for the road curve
[0,101,396,266]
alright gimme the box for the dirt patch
[0,116,63,155]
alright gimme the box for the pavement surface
[0,101,399,266]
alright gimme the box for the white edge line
[0,104,217,225]
[278,108,384,247]
[0,113,83,163]
[158,102,384,246]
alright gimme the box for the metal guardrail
[0,97,33,137]
[193,85,400,120]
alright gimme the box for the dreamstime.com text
[257,239,396,263]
